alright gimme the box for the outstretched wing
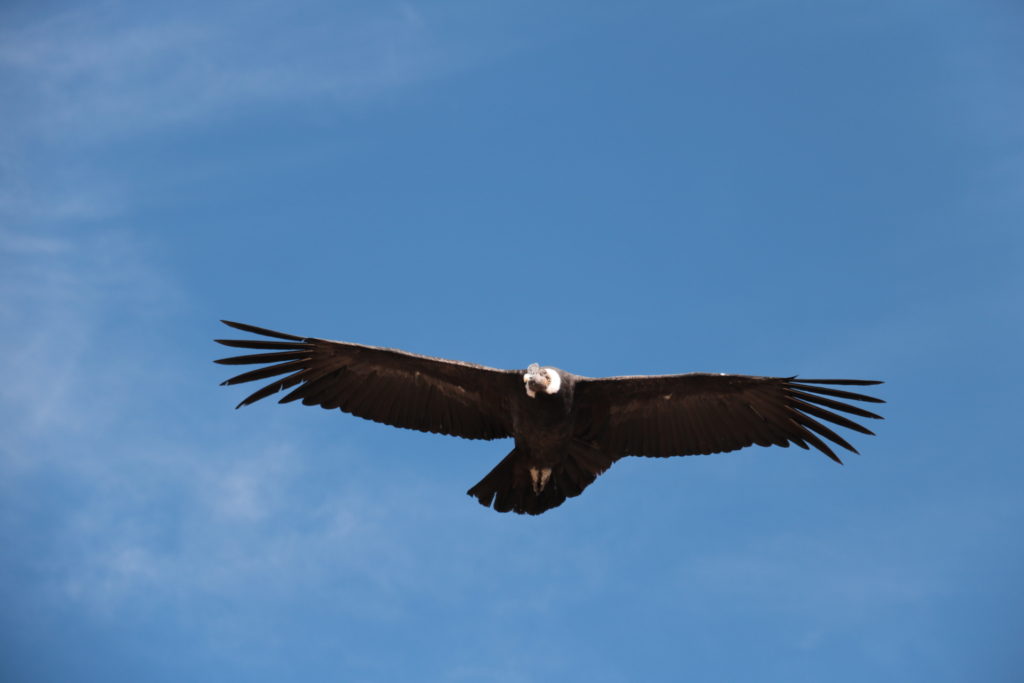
[574,373,884,462]
[215,321,520,440]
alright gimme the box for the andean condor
[215,320,884,515]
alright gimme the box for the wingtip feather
[219,320,305,341]
[794,378,884,386]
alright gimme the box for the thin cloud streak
[0,229,177,440]
[0,232,425,629]
[0,1,447,143]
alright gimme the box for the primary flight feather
[215,320,884,515]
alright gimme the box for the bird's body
[215,321,884,515]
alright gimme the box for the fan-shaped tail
[467,443,615,515]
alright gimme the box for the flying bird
[215,320,884,515]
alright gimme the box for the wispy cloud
[0,225,483,625]
[0,1,444,143]
[0,228,179,452]
[0,1,473,243]
[0,228,72,255]
[52,442,391,612]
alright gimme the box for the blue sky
[2,0,1022,680]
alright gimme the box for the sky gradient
[2,1,1023,681]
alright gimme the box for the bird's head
[523,363,561,398]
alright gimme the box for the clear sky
[2,1,1022,681]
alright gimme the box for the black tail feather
[467,443,615,515]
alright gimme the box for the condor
[215,321,884,515]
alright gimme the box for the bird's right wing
[215,321,521,440]
[573,373,884,462]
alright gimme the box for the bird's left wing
[573,373,884,462]
[215,321,521,440]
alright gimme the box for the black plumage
[215,320,884,515]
